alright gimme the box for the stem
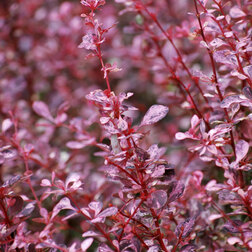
[150,208,168,252]
[211,199,250,249]
[107,160,141,186]
[118,198,145,242]
[171,228,183,252]
[97,45,111,92]
[23,156,42,209]
[197,0,252,88]
[153,38,210,125]
[193,0,237,158]
[139,0,213,108]
[67,194,119,252]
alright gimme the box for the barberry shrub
[0,0,251,251]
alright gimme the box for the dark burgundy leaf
[9,196,24,216]
[28,244,36,252]
[243,87,252,100]
[175,217,196,238]
[167,181,185,203]
[135,146,150,162]
[162,163,175,180]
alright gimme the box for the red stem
[67,193,119,252]
[139,0,212,108]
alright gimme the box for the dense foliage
[0,0,251,251]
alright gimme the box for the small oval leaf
[32,101,54,122]
[97,207,118,218]
[141,105,168,126]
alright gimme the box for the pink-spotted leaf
[140,105,168,126]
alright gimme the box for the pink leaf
[40,208,49,220]
[97,207,118,218]
[2,175,21,188]
[66,138,95,149]
[51,197,75,220]
[148,190,167,209]
[208,214,222,222]
[140,105,169,126]
[88,201,103,216]
[175,132,191,140]
[97,243,114,252]
[32,101,54,122]
[222,220,242,233]
[229,6,246,18]
[81,238,94,251]
[235,140,249,164]
[82,231,100,238]
[2,118,12,132]
[231,70,247,80]
[191,115,200,129]
[227,237,243,245]
[210,38,226,48]
[199,0,208,7]
[78,34,96,50]
[41,179,51,187]
[244,65,252,79]
[66,141,88,149]
[65,173,81,190]
[117,117,128,131]
[220,95,245,108]
[180,244,198,252]
[214,50,237,67]
[147,144,163,160]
